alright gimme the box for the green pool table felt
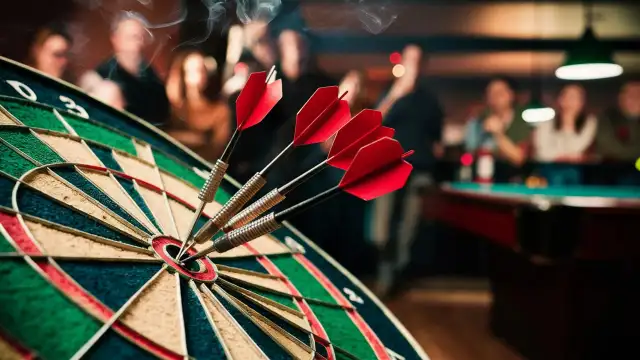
[448,183,640,199]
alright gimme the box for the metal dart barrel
[183,213,282,262]
[189,173,267,246]
[176,159,228,258]
[223,188,286,231]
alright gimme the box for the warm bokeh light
[522,107,555,123]
[392,64,405,77]
[234,62,248,74]
[555,63,623,80]
[389,52,402,64]
[461,153,474,166]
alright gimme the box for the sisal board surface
[0,129,63,165]
[0,107,18,125]
[219,269,291,295]
[152,150,205,189]
[24,220,150,260]
[112,152,163,189]
[269,256,338,305]
[250,236,292,256]
[0,258,102,359]
[61,114,136,155]
[35,132,102,167]
[0,142,35,178]
[133,141,155,164]
[79,170,157,234]
[120,270,184,355]
[136,186,179,238]
[0,101,67,133]
[159,171,221,217]
[0,336,24,360]
[24,172,146,243]
[200,289,268,360]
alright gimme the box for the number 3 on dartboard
[59,95,89,118]
[343,287,364,304]
[5,80,89,119]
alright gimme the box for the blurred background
[2,1,639,359]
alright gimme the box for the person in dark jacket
[370,44,444,297]
[95,13,170,127]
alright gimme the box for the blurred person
[370,44,444,296]
[464,76,530,168]
[534,84,597,162]
[268,29,335,184]
[165,50,230,161]
[223,22,280,181]
[596,80,640,185]
[533,84,597,185]
[79,71,126,110]
[95,13,169,126]
[27,24,73,81]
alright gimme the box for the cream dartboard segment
[0,56,428,360]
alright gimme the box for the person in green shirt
[464,76,531,167]
[596,81,640,161]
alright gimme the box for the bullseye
[151,236,218,283]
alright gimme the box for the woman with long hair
[534,83,597,162]
[165,50,230,161]
[533,83,597,185]
[27,24,73,81]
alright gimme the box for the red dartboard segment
[0,212,41,255]
[294,254,391,360]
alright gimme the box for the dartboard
[0,57,426,360]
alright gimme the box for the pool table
[424,183,640,360]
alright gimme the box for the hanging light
[555,2,623,80]
[523,97,555,123]
[524,4,554,124]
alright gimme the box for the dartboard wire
[1,132,153,244]
[215,264,346,309]
[199,283,270,360]
[70,265,169,360]
[103,169,160,235]
[283,224,431,360]
[75,165,161,235]
[0,104,22,125]
[173,272,189,358]
[0,204,155,258]
[212,284,316,360]
[216,278,313,334]
[8,126,158,235]
[251,254,337,360]
[52,108,79,135]
[189,281,235,359]
[40,165,152,238]
[131,179,176,236]
[10,169,150,247]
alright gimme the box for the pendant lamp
[555,2,623,80]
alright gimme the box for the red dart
[183,137,413,261]
[235,69,283,132]
[178,67,281,259]
[223,109,395,231]
[182,85,352,256]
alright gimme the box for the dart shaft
[259,142,294,176]
[220,128,242,163]
[192,173,267,244]
[275,185,341,223]
[278,160,329,195]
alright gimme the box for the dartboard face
[0,57,426,360]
